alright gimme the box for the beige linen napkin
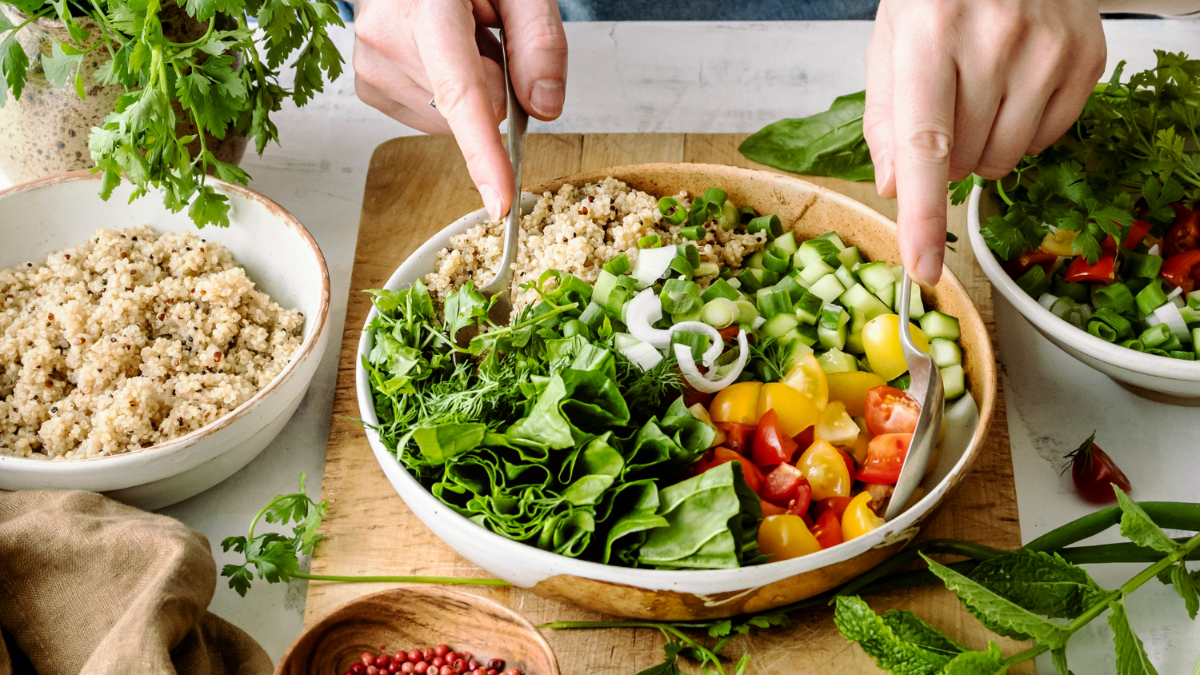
[0,490,272,675]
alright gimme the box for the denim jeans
[556,0,880,21]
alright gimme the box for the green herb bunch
[0,0,343,227]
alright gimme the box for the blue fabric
[557,0,879,21]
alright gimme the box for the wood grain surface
[303,134,1029,674]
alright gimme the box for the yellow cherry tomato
[842,491,885,540]
[710,381,762,426]
[780,353,829,410]
[862,314,931,382]
[796,439,852,501]
[847,417,871,465]
[825,371,887,417]
[757,514,822,561]
[816,401,859,446]
[757,382,822,438]
[1040,229,1077,257]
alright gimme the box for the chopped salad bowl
[356,164,996,620]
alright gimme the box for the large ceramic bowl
[968,185,1200,403]
[0,171,331,509]
[357,164,996,620]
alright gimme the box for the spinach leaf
[738,91,874,182]
[410,423,487,465]
[639,462,761,570]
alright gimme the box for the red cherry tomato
[1162,250,1200,293]
[865,386,920,437]
[811,507,844,549]
[820,496,853,520]
[761,499,788,517]
[794,425,815,450]
[856,433,912,484]
[1164,202,1200,258]
[694,447,765,494]
[682,380,713,409]
[752,409,799,467]
[716,422,755,455]
[1064,434,1131,504]
[717,325,741,341]
[761,463,806,506]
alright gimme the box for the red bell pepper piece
[1161,250,1200,293]
[1004,249,1058,279]
[1063,252,1116,284]
[1165,203,1200,258]
[1123,220,1153,250]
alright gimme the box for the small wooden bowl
[276,587,560,675]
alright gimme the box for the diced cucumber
[817,348,858,374]
[1188,290,1200,311]
[815,231,848,251]
[773,275,804,303]
[875,283,895,309]
[834,265,857,290]
[796,324,819,347]
[890,265,905,284]
[836,246,864,269]
[893,278,926,319]
[763,312,800,338]
[840,284,892,321]
[919,310,961,340]
[856,261,895,295]
[771,231,799,256]
[930,338,962,368]
[818,304,849,350]
[701,278,740,303]
[941,364,965,400]
[845,329,865,354]
[794,289,824,325]
[798,259,836,286]
[785,339,815,370]
[797,238,842,268]
[809,274,846,303]
[747,250,766,271]
[737,268,765,293]
[1194,328,1200,357]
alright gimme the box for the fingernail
[481,185,503,220]
[874,152,892,195]
[529,80,564,117]
[915,247,943,286]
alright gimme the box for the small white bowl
[968,185,1200,403]
[355,164,995,620]
[0,171,331,509]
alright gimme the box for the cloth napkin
[0,490,273,675]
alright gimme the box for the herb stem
[296,573,510,586]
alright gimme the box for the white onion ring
[674,329,749,393]
[626,288,672,348]
[670,320,725,368]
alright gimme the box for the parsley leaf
[0,31,30,104]
[949,174,986,206]
[41,41,80,89]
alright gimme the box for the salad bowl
[357,164,996,620]
[968,185,1200,404]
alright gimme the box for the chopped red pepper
[1004,249,1058,279]
[1161,250,1200,293]
[1122,220,1153,250]
[1063,252,1116,284]
[1164,203,1200,258]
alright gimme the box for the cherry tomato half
[716,422,754,455]
[752,409,799,467]
[842,492,885,541]
[865,386,920,437]
[761,463,810,508]
[796,439,852,501]
[709,382,762,426]
[1064,435,1132,504]
[695,447,765,494]
[757,514,821,561]
[811,506,844,549]
[856,433,912,484]
[820,496,854,520]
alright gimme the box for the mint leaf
[880,610,965,657]
[834,596,957,675]
[1171,564,1199,620]
[968,549,1106,621]
[922,553,1067,647]
[1052,648,1070,675]
[1116,490,1180,555]
[1109,598,1159,675]
[942,642,1007,675]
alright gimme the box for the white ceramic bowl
[968,185,1200,403]
[0,171,331,509]
[356,165,994,620]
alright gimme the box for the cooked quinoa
[425,178,768,308]
[0,226,304,459]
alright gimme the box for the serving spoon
[477,27,529,326]
[883,271,945,522]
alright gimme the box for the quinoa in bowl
[0,225,304,459]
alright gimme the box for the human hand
[864,0,1106,285]
[353,0,568,219]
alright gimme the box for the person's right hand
[353,0,569,220]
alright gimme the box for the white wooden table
[5,19,1198,673]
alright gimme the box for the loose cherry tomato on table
[856,433,912,484]
[810,506,844,549]
[825,371,887,417]
[1063,433,1131,504]
[715,422,754,455]
[709,381,762,426]
[842,491,885,541]
[865,386,920,436]
[694,447,765,494]
[757,514,821,561]
[756,383,821,438]
[796,439,852,501]
[751,409,799,466]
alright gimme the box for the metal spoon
[883,271,945,522]
[477,28,529,326]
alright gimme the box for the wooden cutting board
[303,134,1029,674]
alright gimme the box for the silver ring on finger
[429,98,437,109]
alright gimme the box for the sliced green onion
[603,252,631,275]
[556,274,594,302]
[1122,250,1163,279]
[1140,323,1171,348]
[738,206,757,225]
[1016,265,1051,298]
[701,298,739,329]
[1118,338,1145,352]
[1052,277,1091,304]
[668,255,695,279]
[639,234,662,248]
[762,249,790,274]
[1188,290,1200,311]
[747,215,783,238]
[616,274,639,292]
[1145,347,1170,357]
[679,225,706,240]
[737,268,764,293]
[657,197,688,225]
[660,278,701,315]
[1162,335,1184,351]
[760,269,781,287]
[579,302,605,328]
[1048,296,1075,319]
[1171,350,1196,360]
[735,299,759,324]
[1093,282,1134,314]
[694,262,720,277]
[670,329,709,361]
[716,200,739,231]
[1136,281,1168,316]
[1087,320,1117,342]
[757,289,793,320]
[605,287,629,317]
[1090,307,1132,339]
[701,187,728,207]
[591,270,618,308]
[701,278,740,303]
[683,244,701,269]
[773,275,804,303]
